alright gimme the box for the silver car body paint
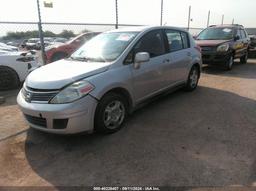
[17,26,202,134]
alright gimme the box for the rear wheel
[185,65,200,91]
[225,56,234,70]
[240,51,248,64]
[0,66,20,90]
[94,93,128,134]
[51,52,68,62]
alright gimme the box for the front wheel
[185,65,200,91]
[225,56,234,70]
[94,93,128,134]
[0,66,20,90]
[240,52,248,64]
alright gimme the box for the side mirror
[134,52,150,69]
[234,35,240,41]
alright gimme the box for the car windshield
[197,27,234,40]
[71,32,138,62]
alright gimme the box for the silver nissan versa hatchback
[17,26,202,134]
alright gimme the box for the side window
[133,30,165,58]
[181,32,190,49]
[236,29,242,39]
[240,29,247,39]
[165,30,183,52]
[124,30,165,64]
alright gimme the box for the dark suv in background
[196,24,250,70]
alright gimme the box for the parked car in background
[248,35,256,57]
[51,37,68,44]
[0,42,19,51]
[196,24,249,70]
[19,39,28,49]
[6,41,20,47]
[17,26,202,134]
[0,51,40,90]
[42,32,100,63]
[25,38,40,50]
[35,37,55,50]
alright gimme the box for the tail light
[194,45,201,53]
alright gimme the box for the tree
[58,30,75,38]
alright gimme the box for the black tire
[0,66,20,90]
[94,93,128,134]
[51,52,67,62]
[240,51,248,64]
[185,65,200,91]
[225,56,234,70]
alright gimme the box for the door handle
[163,59,170,63]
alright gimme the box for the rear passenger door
[164,29,192,83]
[234,29,244,58]
[240,29,249,55]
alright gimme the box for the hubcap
[189,69,198,88]
[229,57,233,68]
[103,100,125,129]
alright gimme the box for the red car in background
[44,32,100,63]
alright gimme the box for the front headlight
[50,80,94,104]
[217,44,229,52]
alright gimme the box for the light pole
[207,10,210,27]
[160,0,163,26]
[36,0,46,65]
[115,0,118,29]
[187,5,191,31]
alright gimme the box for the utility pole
[36,0,46,65]
[187,5,191,31]
[207,10,210,27]
[232,18,234,24]
[221,14,224,25]
[115,0,118,29]
[160,0,163,26]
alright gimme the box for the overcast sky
[0,0,255,28]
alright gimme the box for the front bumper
[201,51,232,65]
[17,91,98,134]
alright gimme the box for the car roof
[105,25,188,33]
[209,24,244,29]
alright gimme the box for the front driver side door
[127,30,169,103]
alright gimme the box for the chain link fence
[0,21,204,45]
[0,0,255,60]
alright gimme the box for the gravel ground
[0,60,256,189]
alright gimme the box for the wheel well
[101,88,133,113]
[0,65,20,82]
[192,63,201,78]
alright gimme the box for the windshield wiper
[70,56,88,62]
[86,57,107,62]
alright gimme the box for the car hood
[196,39,231,47]
[26,59,111,89]
[45,43,68,51]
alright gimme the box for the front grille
[30,92,58,102]
[202,55,211,59]
[25,114,47,128]
[23,87,59,103]
[201,46,216,52]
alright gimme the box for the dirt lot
[0,60,256,189]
